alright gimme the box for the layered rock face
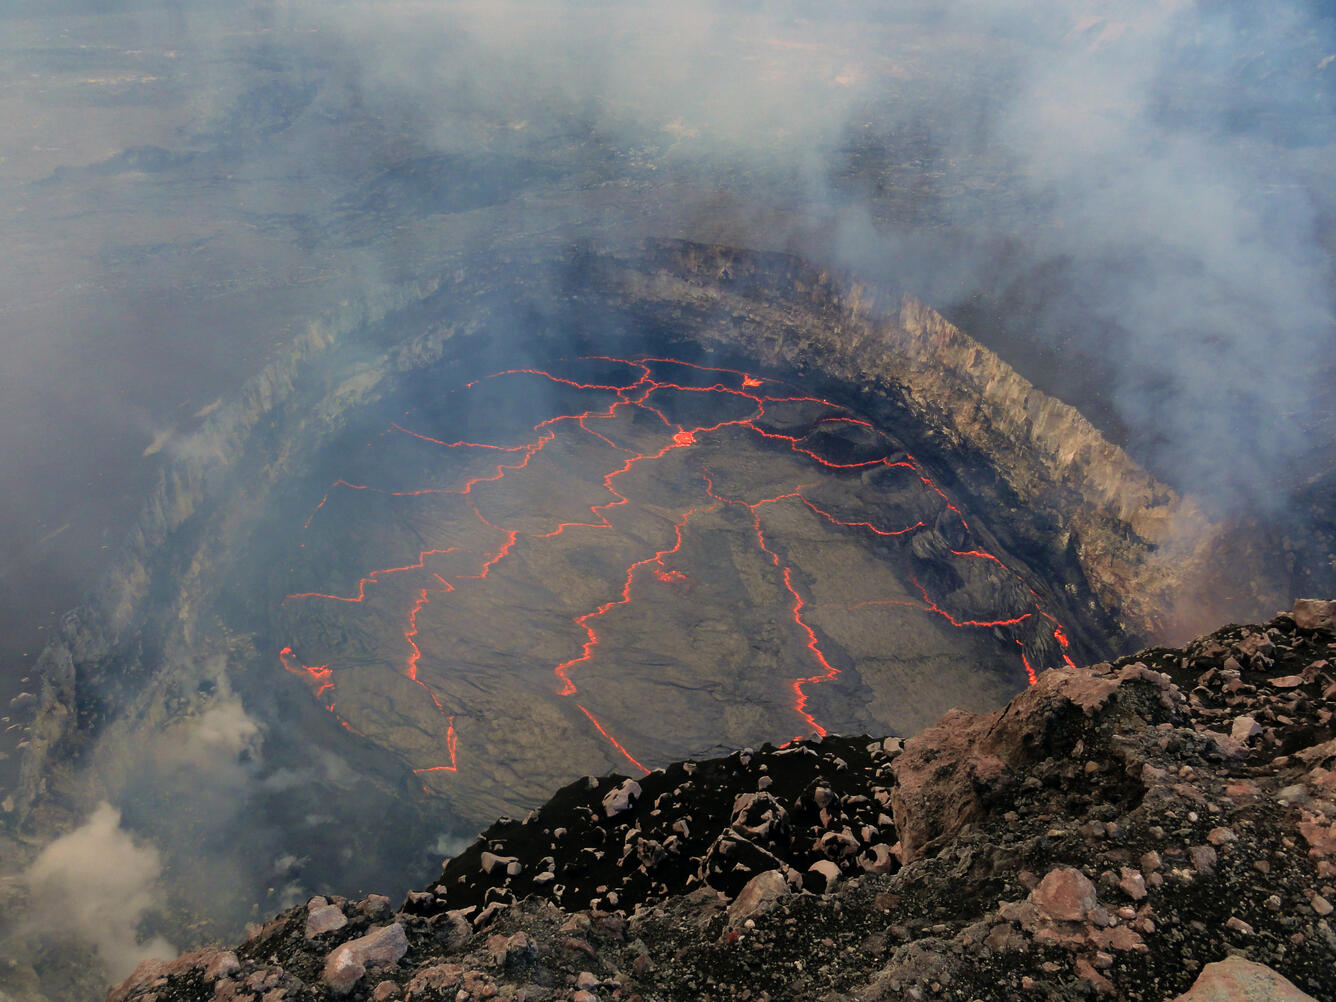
[607,242,1229,642]
[106,600,1336,1002]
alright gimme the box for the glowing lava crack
[278,355,1076,787]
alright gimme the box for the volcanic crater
[14,240,1190,932]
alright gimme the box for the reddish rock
[406,964,464,999]
[359,894,393,919]
[204,953,241,982]
[108,949,240,1002]
[1117,867,1147,901]
[860,843,895,875]
[890,664,1177,862]
[1190,845,1218,874]
[1030,867,1097,923]
[1292,599,1336,633]
[1296,739,1336,769]
[1169,955,1317,1001]
[306,902,348,938]
[108,960,170,1002]
[1088,925,1146,952]
[1231,716,1262,743]
[727,869,790,926]
[323,923,408,996]
[1075,956,1115,994]
[889,708,994,862]
[1225,916,1254,935]
[807,859,841,892]
[1299,817,1336,858]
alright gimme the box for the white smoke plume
[24,802,175,983]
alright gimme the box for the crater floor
[268,354,1078,825]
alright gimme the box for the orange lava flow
[284,547,459,603]
[281,353,1079,781]
[412,717,459,782]
[577,704,650,775]
[910,578,1034,629]
[552,500,716,698]
[278,646,363,734]
[949,548,1006,565]
[799,495,926,537]
[1018,643,1039,686]
[390,423,534,452]
[760,513,841,740]
[700,474,840,738]
[279,645,333,703]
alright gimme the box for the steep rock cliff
[605,241,1219,642]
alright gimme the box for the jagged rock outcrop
[107,599,1336,1002]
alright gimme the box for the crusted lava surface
[109,599,1336,1002]
[274,350,1077,811]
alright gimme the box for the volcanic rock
[1030,866,1097,922]
[888,659,1178,862]
[726,869,791,927]
[600,779,641,818]
[1231,714,1263,742]
[322,923,409,995]
[305,899,349,938]
[1292,599,1336,633]
[1170,955,1318,1001]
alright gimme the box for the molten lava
[280,355,1076,782]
